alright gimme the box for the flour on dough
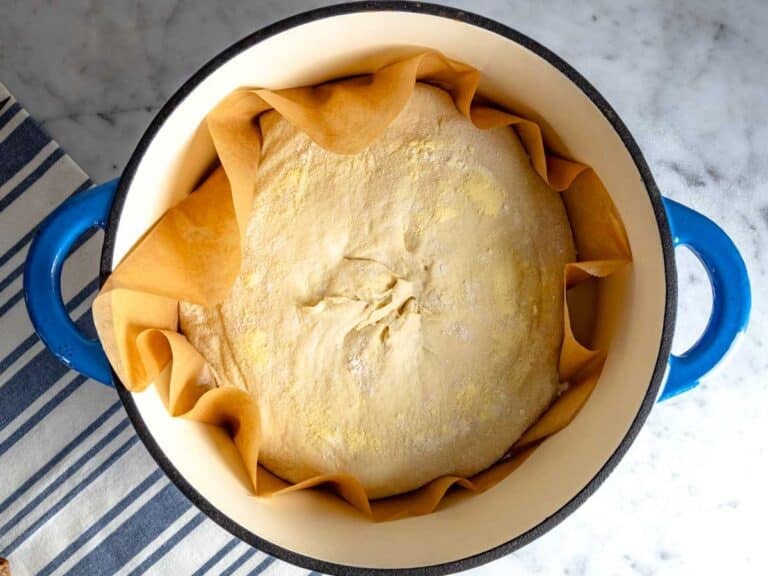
[180,84,575,498]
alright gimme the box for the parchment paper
[93,51,631,521]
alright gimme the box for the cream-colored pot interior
[109,9,668,571]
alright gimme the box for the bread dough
[180,84,575,498]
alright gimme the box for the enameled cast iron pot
[23,3,751,574]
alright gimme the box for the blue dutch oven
[22,3,751,574]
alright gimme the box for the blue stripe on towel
[67,482,192,575]
[221,547,260,576]
[0,401,122,516]
[192,538,241,576]
[0,102,21,130]
[0,374,89,459]
[0,260,25,292]
[0,116,51,188]
[0,147,64,212]
[1,434,139,555]
[249,556,277,575]
[35,470,165,576]
[126,513,207,576]
[0,288,25,317]
[0,309,95,433]
[0,416,130,537]
[0,178,91,268]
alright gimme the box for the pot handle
[23,179,118,387]
[660,197,751,400]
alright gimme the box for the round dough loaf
[180,84,575,498]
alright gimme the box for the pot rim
[99,2,677,574]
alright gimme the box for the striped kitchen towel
[0,83,314,576]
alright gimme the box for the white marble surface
[1,0,766,574]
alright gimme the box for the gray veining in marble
[1,0,766,574]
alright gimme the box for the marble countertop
[1,0,766,574]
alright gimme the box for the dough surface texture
[180,84,574,498]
